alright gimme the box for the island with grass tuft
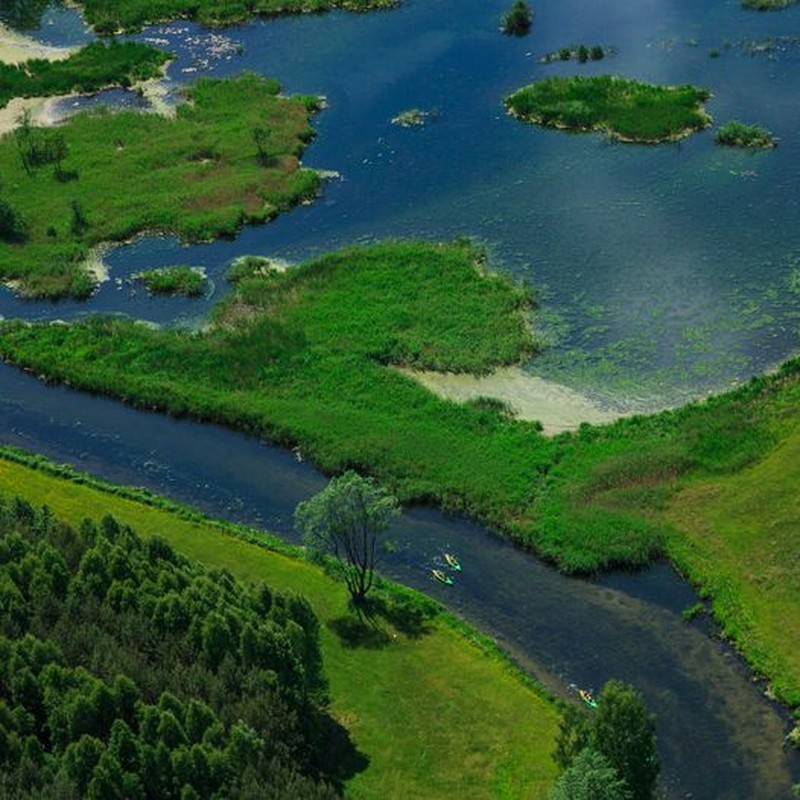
[133,265,209,296]
[715,120,776,148]
[505,75,712,143]
[0,40,169,109]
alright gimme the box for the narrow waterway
[1,361,797,799]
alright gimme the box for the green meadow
[0,448,561,799]
[505,75,712,143]
[0,73,320,298]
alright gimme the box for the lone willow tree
[294,471,401,607]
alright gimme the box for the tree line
[0,496,342,799]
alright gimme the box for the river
[2,1,800,797]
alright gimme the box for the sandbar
[400,365,621,434]
[0,22,75,65]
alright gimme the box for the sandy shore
[0,22,75,65]
[399,365,622,434]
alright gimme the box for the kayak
[578,689,598,709]
[432,568,454,585]
[444,552,462,571]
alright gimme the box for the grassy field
[0,448,560,799]
[0,73,320,298]
[667,427,800,708]
[505,75,712,143]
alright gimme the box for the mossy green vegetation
[715,120,776,148]
[505,75,712,143]
[0,73,320,299]
[133,265,208,297]
[0,41,169,109]
[0,449,561,798]
[75,0,397,34]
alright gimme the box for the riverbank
[400,365,621,434]
[0,444,561,798]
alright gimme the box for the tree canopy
[295,471,400,607]
[0,496,341,798]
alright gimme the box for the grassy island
[505,75,712,143]
[0,73,321,299]
[0,40,169,109]
[715,120,777,148]
[133,265,208,296]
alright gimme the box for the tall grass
[0,73,321,298]
[505,75,712,143]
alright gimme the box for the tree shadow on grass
[328,593,437,649]
[309,709,370,789]
[327,614,392,649]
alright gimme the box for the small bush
[502,0,532,35]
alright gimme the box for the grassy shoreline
[0,444,561,798]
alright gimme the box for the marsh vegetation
[0,73,320,298]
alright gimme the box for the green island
[0,73,321,299]
[715,120,777,148]
[504,75,712,143]
[133,265,208,297]
[0,447,560,799]
[0,41,169,109]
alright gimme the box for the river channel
[2,1,800,797]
